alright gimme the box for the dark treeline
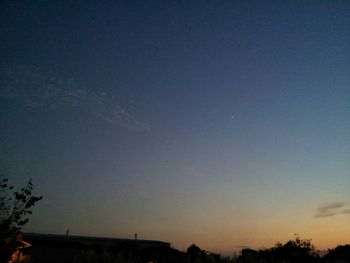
[74,237,349,263]
[232,237,350,263]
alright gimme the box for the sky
[0,0,349,255]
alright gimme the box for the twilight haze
[0,1,349,255]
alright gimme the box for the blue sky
[1,0,349,254]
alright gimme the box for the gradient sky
[0,0,349,255]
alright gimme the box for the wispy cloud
[315,202,350,218]
[0,65,150,132]
[342,208,350,214]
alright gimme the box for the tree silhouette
[186,244,203,263]
[324,244,350,262]
[185,244,229,263]
[0,175,42,242]
[257,235,319,263]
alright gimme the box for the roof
[24,233,170,248]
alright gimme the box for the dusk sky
[0,0,349,255]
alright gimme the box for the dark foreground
[2,234,350,263]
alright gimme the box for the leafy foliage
[0,175,42,242]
